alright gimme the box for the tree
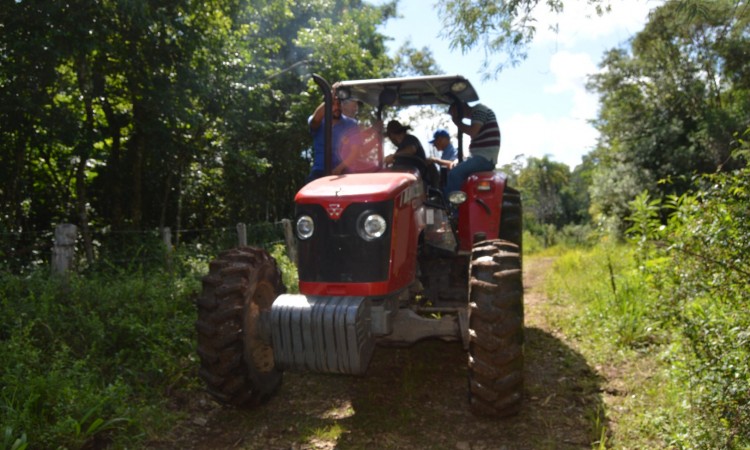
[393,41,442,77]
[0,0,406,244]
[517,156,570,229]
[587,0,750,232]
[436,0,608,77]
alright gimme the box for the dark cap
[386,120,411,134]
[429,129,450,143]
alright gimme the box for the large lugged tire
[468,240,524,417]
[498,186,522,252]
[196,246,285,407]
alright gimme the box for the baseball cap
[429,129,450,143]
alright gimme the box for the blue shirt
[440,143,457,161]
[309,115,358,171]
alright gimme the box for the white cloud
[545,51,600,119]
[546,51,597,93]
[532,0,661,48]
[500,113,598,169]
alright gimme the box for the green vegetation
[539,149,750,448]
[0,0,408,265]
[1,0,749,448]
[0,240,300,449]
[0,266,202,448]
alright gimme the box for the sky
[373,0,664,169]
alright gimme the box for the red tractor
[196,74,523,417]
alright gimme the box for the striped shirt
[468,104,500,163]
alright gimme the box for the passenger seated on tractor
[383,120,426,162]
[383,120,440,190]
[427,128,458,188]
[444,101,500,197]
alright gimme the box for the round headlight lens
[448,190,468,205]
[358,213,387,241]
[296,215,314,240]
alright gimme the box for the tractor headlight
[448,190,468,206]
[357,212,387,241]
[296,215,314,240]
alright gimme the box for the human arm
[309,102,326,131]
[428,157,458,169]
[384,141,418,165]
[450,105,483,138]
[332,133,357,175]
[457,120,482,138]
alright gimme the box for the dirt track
[149,257,605,450]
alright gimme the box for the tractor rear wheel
[196,246,284,407]
[467,240,524,417]
[499,186,522,252]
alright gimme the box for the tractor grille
[296,200,393,283]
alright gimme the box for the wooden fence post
[52,223,77,275]
[161,227,173,271]
[281,219,297,265]
[237,223,247,247]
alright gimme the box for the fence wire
[0,222,287,274]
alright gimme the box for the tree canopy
[0,0,424,248]
[587,0,750,231]
[436,0,609,77]
[2,0,749,251]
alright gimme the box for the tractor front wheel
[196,246,284,407]
[467,240,524,417]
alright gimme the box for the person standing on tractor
[383,120,427,165]
[444,101,500,196]
[333,101,382,175]
[306,96,358,183]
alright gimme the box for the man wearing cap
[427,129,457,168]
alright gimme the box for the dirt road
[150,257,604,450]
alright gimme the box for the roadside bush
[626,146,750,448]
[0,237,299,449]
[522,230,544,255]
[522,224,598,256]
[0,268,200,448]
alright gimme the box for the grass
[537,243,701,449]
[0,264,202,449]
[3,234,744,448]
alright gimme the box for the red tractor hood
[295,172,419,205]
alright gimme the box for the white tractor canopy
[335,75,479,109]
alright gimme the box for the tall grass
[0,266,201,448]
[541,243,695,449]
[542,147,750,448]
[0,242,298,449]
[543,244,666,358]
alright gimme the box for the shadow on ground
[148,325,606,450]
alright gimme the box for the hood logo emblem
[327,203,343,219]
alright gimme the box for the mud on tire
[196,246,285,407]
[468,239,524,417]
